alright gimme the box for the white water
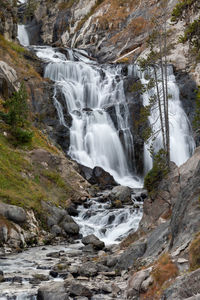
[129,65,195,172]
[34,46,142,188]
[74,193,143,245]
[17,25,30,47]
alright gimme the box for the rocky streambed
[0,188,145,300]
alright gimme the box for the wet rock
[0,271,5,283]
[33,274,49,281]
[37,282,69,300]
[67,205,78,217]
[91,167,117,188]
[62,222,79,235]
[49,270,58,278]
[115,241,147,271]
[46,251,60,258]
[69,283,92,298]
[110,186,132,204]
[78,164,93,182]
[82,234,105,250]
[12,276,23,283]
[78,165,117,188]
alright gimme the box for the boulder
[82,234,105,250]
[37,282,69,300]
[91,167,117,188]
[62,223,79,235]
[110,186,132,204]
[126,267,152,299]
[0,202,26,223]
[79,262,98,277]
[0,61,19,98]
[115,241,147,271]
[78,165,117,188]
[69,283,92,298]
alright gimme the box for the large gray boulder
[62,223,79,235]
[115,241,147,271]
[82,234,105,250]
[69,283,92,298]
[78,165,117,188]
[110,186,132,204]
[79,262,98,277]
[0,202,26,223]
[37,282,69,300]
[126,267,152,299]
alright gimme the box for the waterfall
[17,25,30,47]
[35,46,142,188]
[34,46,195,184]
[129,65,195,172]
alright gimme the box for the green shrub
[189,232,200,271]
[144,149,168,194]
[12,128,33,145]
[1,83,33,145]
[193,87,200,131]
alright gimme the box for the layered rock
[0,0,17,41]
[119,147,200,299]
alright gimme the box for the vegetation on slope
[0,36,86,227]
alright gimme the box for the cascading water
[17,25,30,47]
[17,0,30,47]
[128,65,195,172]
[35,46,142,188]
[74,191,143,245]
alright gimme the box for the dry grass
[189,232,200,271]
[141,253,178,300]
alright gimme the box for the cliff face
[0,0,18,41]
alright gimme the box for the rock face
[0,61,19,98]
[120,147,200,299]
[162,269,200,300]
[0,0,17,41]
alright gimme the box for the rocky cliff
[0,0,18,41]
[22,0,199,84]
